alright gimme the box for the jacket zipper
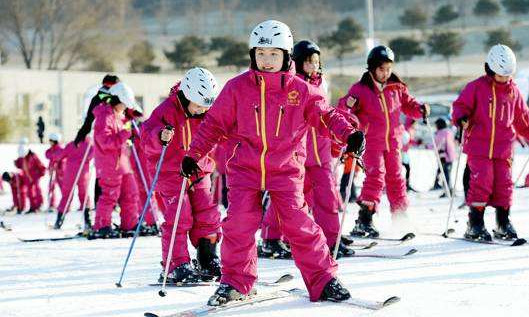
[259,76,268,190]
[181,126,187,151]
[379,92,391,151]
[186,118,192,150]
[254,106,260,136]
[311,127,322,166]
[275,106,284,137]
[489,83,497,159]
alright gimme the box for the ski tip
[144,313,159,317]
[383,296,401,306]
[368,241,378,247]
[401,233,415,241]
[278,273,294,283]
[405,249,418,256]
[512,238,527,246]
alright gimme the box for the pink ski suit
[261,74,342,248]
[129,132,157,226]
[52,139,93,214]
[337,73,423,212]
[452,75,529,208]
[93,104,139,231]
[7,172,27,211]
[187,69,356,301]
[15,152,46,210]
[141,83,220,272]
[434,128,456,163]
[45,143,66,209]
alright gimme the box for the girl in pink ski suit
[50,138,93,229]
[452,44,529,241]
[142,75,221,282]
[92,85,139,237]
[2,171,26,212]
[260,40,351,257]
[15,151,46,212]
[181,21,363,304]
[337,45,427,238]
[45,136,65,211]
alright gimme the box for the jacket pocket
[275,106,284,137]
[254,106,260,136]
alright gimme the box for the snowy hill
[1,145,529,316]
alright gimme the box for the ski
[289,288,400,310]
[443,231,526,246]
[350,248,418,259]
[340,236,378,248]
[148,274,294,288]
[0,221,12,231]
[17,232,84,242]
[344,232,415,243]
[144,288,296,317]
[144,287,400,317]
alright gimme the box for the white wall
[0,68,233,143]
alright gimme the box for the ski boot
[350,203,379,238]
[196,237,221,280]
[140,224,159,236]
[207,283,256,306]
[53,212,64,230]
[87,226,121,240]
[319,278,351,301]
[493,207,518,240]
[24,209,37,214]
[331,241,355,259]
[159,262,202,284]
[258,239,291,259]
[464,206,492,241]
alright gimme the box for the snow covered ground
[1,144,529,316]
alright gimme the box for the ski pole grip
[161,125,174,146]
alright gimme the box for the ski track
[1,145,529,316]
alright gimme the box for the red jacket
[452,75,529,159]
[337,72,423,152]
[93,103,132,178]
[187,69,356,191]
[15,151,45,183]
[45,143,66,181]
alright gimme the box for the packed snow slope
[1,144,529,317]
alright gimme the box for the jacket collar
[248,68,295,91]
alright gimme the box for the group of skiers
[1,18,528,306]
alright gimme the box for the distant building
[0,69,232,143]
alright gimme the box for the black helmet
[435,117,448,130]
[292,40,321,62]
[2,172,11,182]
[367,45,395,70]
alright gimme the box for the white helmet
[18,137,29,157]
[109,82,138,109]
[49,132,61,142]
[486,44,516,76]
[180,67,219,108]
[249,20,294,53]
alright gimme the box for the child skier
[15,140,46,213]
[51,138,93,229]
[2,171,26,212]
[181,20,365,305]
[260,39,353,258]
[432,118,456,197]
[337,45,429,238]
[141,67,222,282]
[45,133,65,212]
[90,82,140,239]
[452,44,529,241]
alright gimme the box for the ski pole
[443,129,465,237]
[424,117,452,200]
[333,156,357,260]
[116,125,173,288]
[57,143,92,226]
[44,168,55,227]
[130,138,160,219]
[159,176,188,297]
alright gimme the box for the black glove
[457,116,468,128]
[181,156,201,178]
[346,131,365,157]
[125,108,143,120]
